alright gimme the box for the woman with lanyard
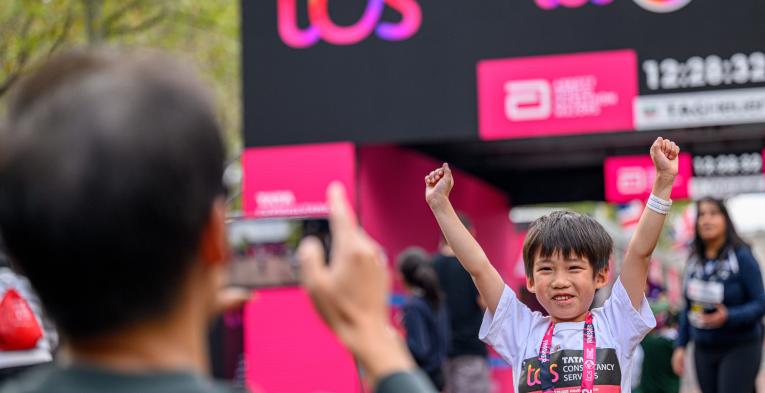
[672,198,765,393]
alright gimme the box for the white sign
[634,87,765,130]
[689,175,765,199]
[687,279,724,304]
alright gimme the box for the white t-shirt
[479,277,655,393]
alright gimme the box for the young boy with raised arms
[424,137,680,393]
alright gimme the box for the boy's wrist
[427,194,449,210]
[655,172,676,183]
[652,173,675,199]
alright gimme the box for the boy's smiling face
[526,251,609,323]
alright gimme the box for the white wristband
[646,193,672,215]
[650,193,671,206]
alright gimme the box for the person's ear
[200,197,228,266]
[595,266,609,289]
[526,276,536,293]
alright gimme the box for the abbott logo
[504,80,552,121]
[278,0,422,49]
[256,190,296,208]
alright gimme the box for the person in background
[397,247,450,391]
[0,48,435,393]
[672,197,765,393]
[432,214,491,393]
[0,238,57,382]
[638,286,679,393]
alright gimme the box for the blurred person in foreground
[397,247,450,390]
[672,198,765,393]
[0,48,434,393]
[432,215,491,393]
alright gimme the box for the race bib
[519,348,622,393]
[686,279,724,305]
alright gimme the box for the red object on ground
[0,288,42,351]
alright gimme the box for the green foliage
[0,0,242,156]
[0,1,76,98]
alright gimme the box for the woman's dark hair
[397,247,443,310]
[693,197,748,259]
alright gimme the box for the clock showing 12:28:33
[642,52,765,91]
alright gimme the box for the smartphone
[226,217,330,288]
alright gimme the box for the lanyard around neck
[538,311,596,393]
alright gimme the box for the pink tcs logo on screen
[277,0,422,49]
[536,0,613,10]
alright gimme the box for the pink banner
[242,142,356,217]
[358,145,522,391]
[358,145,522,290]
[477,50,637,140]
[244,287,362,393]
[604,153,692,203]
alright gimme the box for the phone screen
[226,217,329,288]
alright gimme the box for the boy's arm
[425,164,505,313]
[621,138,679,310]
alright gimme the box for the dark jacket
[432,254,488,357]
[677,246,765,347]
[402,295,449,390]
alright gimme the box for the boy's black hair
[0,48,225,340]
[522,211,613,278]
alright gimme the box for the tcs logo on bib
[277,0,422,49]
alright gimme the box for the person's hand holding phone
[298,182,416,387]
[698,304,728,329]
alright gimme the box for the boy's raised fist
[425,163,453,205]
[650,137,680,178]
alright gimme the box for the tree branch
[0,9,26,64]
[14,16,35,73]
[0,73,21,98]
[172,10,217,31]
[102,0,143,33]
[0,7,73,99]
[106,8,166,38]
[0,16,33,98]
[47,8,74,56]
